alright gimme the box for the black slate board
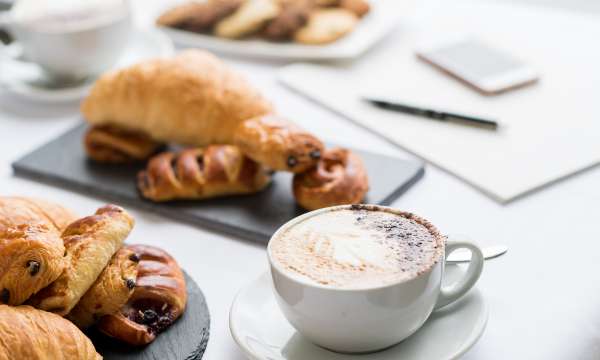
[89,272,210,360]
[12,123,424,243]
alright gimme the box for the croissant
[293,147,369,210]
[81,50,272,147]
[233,114,324,173]
[97,245,187,346]
[0,305,101,360]
[28,205,134,316]
[137,145,272,202]
[67,247,139,329]
[0,196,77,232]
[84,125,163,163]
[0,224,66,306]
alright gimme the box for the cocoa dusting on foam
[271,207,444,289]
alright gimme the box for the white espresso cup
[267,204,484,353]
[0,0,131,81]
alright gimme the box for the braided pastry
[137,145,272,202]
[28,205,134,316]
[0,305,101,360]
[233,114,324,173]
[293,147,369,210]
[0,196,77,232]
[97,245,187,346]
[67,247,139,329]
[0,224,66,306]
[84,125,163,163]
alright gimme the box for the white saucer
[0,28,174,103]
[230,267,488,360]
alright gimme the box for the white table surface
[2,0,600,359]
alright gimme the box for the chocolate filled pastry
[157,0,243,32]
[0,305,101,359]
[233,114,324,173]
[293,147,369,210]
[82,50,272,147]
[0,224,66,305]
[67,247,139,329]
[262,0,311,41]
[137,145,272,202]
[84,125,163,163]
[97,245,187,346]
[28,205,134,316]
[0,196,77,232]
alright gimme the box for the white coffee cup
[0,0,131,81]
[267,204,484,353]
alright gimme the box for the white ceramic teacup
[0,0,131,82]
[267,205,484,353]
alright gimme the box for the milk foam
[270,207,444,289]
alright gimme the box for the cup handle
[434,239,484,309]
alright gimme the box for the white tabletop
[1,0,600,359]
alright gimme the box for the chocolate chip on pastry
[84,125,163,164]
[137,145,272,202]
[157,0,243,32]
[97,245,187,346]
[0,305,101,359]
[339,0,370,17]
[0,196,77,232]
[233,114,324,173]
[262,0,311,41]
[67,247,139,329]
[214,0,281,39]
[28,205,134,316]
[0,223,66,305]
[293,147,369,210]
[294,8,358,45]
[82,50,272,147]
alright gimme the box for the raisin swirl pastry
[84,125,163,163]
[0,305,101,360]
[233,114,324,173]
[137,145,272,202]
[293,147,369,210]
[67,247,139,329]
[97,245,187,346]
[28,205,134,315]
[0,223,66,306]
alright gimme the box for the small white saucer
[0,28,174,103]
[230,267,488,360]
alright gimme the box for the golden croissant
[0,305,101,360]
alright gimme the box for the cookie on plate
[294,8,358,45]
[214,0,281,38]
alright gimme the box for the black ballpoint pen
[364,98,499,130]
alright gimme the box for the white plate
[0,28,174,103]
[230,267,488,360]
[157,0,412,61]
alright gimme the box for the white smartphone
[416,38,538,95]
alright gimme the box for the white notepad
[279,0,600,203]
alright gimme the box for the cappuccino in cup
[268,205,484,353]
[270,205,444,289]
